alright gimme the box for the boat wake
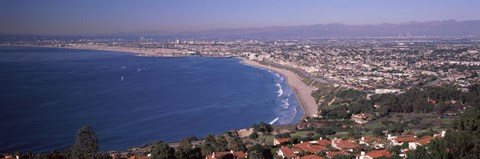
[269,117,279,125]
[136,68,146,73]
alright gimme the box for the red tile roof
[275,138,290,144]
[366,150,392,158]
[326,151,350,158]
[314,139,332,146]
[333,139,360,149]
[294,142,329,153]
[360,136,376,142]
[279,147,301,158]
[301,154,325,159]
[417,136,433,145]
[393,136,417,143]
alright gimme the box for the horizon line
[1,19,479,36]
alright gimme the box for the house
[274,138,291,146]
[311,138,331,147]
[277,147,301,159]
[326,151,351,158]
[351,113,370,124]
[294,141,329,154]
[433,131,446,138]
[206,151,247,159]
[301,155,325,159]
[389,135,417,146]
[357,150,392,159]
[408,136,433,150]
[332,139,361,152]
[358,136,387,149]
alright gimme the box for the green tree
[426,139,448,159]
[95,153,113,159]
[201,134,217,156]
[227,137,245,151]
[215,136,228,152]
[444,108,480,159]
[252,124,260,132]
[175,136,202,159]
[218,154,234,159]
[71,126,99,159]
[407,108,480,159]
[389,145,402,155]
[249,131,259,139]
[407,146,432,159]
[373,127,385,136]
[151,142,175,159]
[248,150,264,159]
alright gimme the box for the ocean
[0,46,302,153]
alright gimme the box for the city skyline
[1,0,480,35]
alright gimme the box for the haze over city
[1,0,480,35]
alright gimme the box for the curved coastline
[240,58,318,119]
[6,45,319,121]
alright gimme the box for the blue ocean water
[0,47,302,153]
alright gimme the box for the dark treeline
[8,122,274,159]
[320,84,480,119]
[372,84,480,116]
[407,107,480,159]
[11,126,112,159]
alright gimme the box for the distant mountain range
[2,20,480,40]
[170,20,480,39]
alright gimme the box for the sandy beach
[241,59,318,119]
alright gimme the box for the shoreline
[4,45,319,120]
[3,45,318,120]
[240,58,318,120]
[0,45,319,154]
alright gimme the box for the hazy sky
[1,0,479,35]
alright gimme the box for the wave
[288,107,297,124]
[281,98,289,109]
[269,117,279,125]
[136,68,146,73]
[276,83,283,97]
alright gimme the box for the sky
[0,0,479,35]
